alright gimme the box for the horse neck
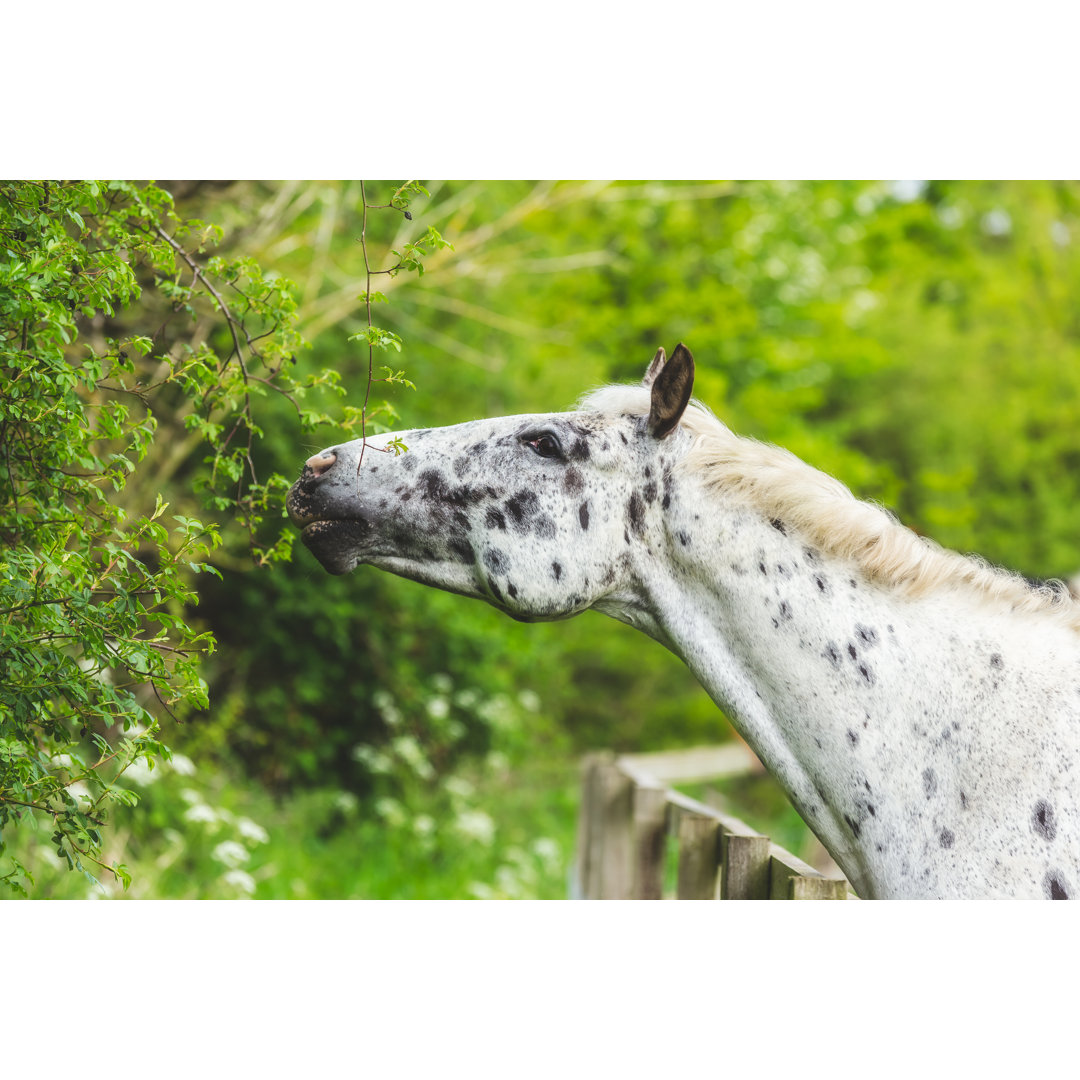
[628,488,1075,898]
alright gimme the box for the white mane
[581,384,1080,633]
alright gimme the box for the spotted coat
[288,345,1080,899]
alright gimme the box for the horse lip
[299,518,373,575]
[285,480,320,527]
[286,477,345,528]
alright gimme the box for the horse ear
[642,346,666,388]
[648,343,694,439]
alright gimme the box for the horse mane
[581,384,1080,632]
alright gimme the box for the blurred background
[12,179,1080,898]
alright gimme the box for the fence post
[676,812,721,899]
[769,846,847,900]
[720,831,771,900]
[631,783,668,899]
[595,759,634,899]
[788,877,849,899]
[575,753,610,899]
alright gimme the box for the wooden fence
[572,746,854,900]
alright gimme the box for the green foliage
[8,680,575,900]
[8,179,1080,899]
[0,181,314,894]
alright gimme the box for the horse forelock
[579,383,1080,633]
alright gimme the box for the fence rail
[573,748,854,900]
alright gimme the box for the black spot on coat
[923,768,937,798]
[579,502,590,530]
[505,490,540,528]
[1033,800,1058,841]
[447,538,475,564]
[483,547,508,573]
[1045,870,1071,899]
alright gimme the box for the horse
[287,344,1080,899]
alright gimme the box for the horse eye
[526,434,563,460]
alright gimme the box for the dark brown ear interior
[648,343,694,439]
[642,346,666,388]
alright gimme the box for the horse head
[286,345,695,625]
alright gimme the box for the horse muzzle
[287,447,375,574]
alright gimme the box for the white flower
[66,781,94,809]
[236,817,269,845]
[855,191,879,216]
[937,204,964,230]
[454,688,480,710]
[485,751,509,774]
[333,791,358,814]
[426,697,450,720]
[168,753,196,776]
[431,673,453,694]
[517,690,540,713]
[454,809,495,845]
[183,802,218,825]
[981,208,1012,237]
[372,689,403,727]
[211,840,249,868]
[1051,221,1071,248]
[444,776,474,799]
[532,837,560,865]
[413,815,435,837]
[223,869,256,895]
[889,179,926,203]
[391,735,434,780]
[122,756,158,786]
[374,797,406,826]
[179,788,202,805]
[51,754,74,769]
[351,744,390,772]
[478,694,515,730]
[496,865,524,896]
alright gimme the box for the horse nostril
[305,451,337,478]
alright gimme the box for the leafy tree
[0,180,320,894]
